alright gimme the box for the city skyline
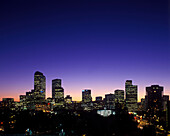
[0,70,169,102]
[0,0,169,101]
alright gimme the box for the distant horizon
[0,70,169,102]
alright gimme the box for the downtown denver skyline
[0,70,169,102]
[0,0,169,101]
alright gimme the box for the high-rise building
[52,79,64,106]
[34,71,46,102]
[20,95,26,110]
[26,91,35,109]
[115,89,124,104]
[2,98,14,108]
[94,96,103,109]
[105,93,115,109]
[146,85,163,114]
[52,79,62,98]
[163,95,169,111]
[65,95,72,104]
[82,89,92,103]
[125,80,138,112]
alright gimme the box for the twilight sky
[0,0,169,101]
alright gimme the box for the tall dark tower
[125,80,138,112]
[115,89,124,104]
[34,71,46,102]
[146,85,163,115]
[82,89,92,103]
[52,79,64,106]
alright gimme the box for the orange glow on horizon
[1,94,147,102]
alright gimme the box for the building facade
[34,71,46,102]
[52,79,64,106]
[82,89,92,103]
[146,85,163,115]
[2,98,14,108]
[115,89,124,104]
[105,93,115,109]
[125,80,138,112]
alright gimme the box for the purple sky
[0,0,169,101]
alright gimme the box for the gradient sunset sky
[0,0,169,101]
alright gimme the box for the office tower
[115,89,124,104]
[52,79,62,98]
[34,71,46,101]
[82,89,92,103]
[26,91,34,100]
[163,95,169,111]
[94,96,103,109]
[2,98,14,108]
[96,96,102,102]
[125,80,138,112]
[105,93,115,109]
[25,91,35,109]
[146,85,163,114]
[20,95,26,110]
[65,95,72,104]
[52,79,64,106]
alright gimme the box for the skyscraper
[114,89,124,104]
[52,79,61,98]
[146,85,163,114]
[52,79,64,106]
[105,93,115,109]
[125,80,138,112]
[34,71,46,102]
[82,89,92,103]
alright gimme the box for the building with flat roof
[146,85,163,115]
[125,80,138,112]
[115,89,124,104]
[82,89,92,103]
[34,71,46,102]
[52,79,64,106]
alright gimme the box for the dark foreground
[0,108,162,136]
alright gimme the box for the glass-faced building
[114,89,124,104]
[52,79,64,106]
[52,79,62,98]
[125,80,138,112]
[105,93,115,109]
[146,85,163,114]
[82,89,92,103]
[34,71,46,102]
